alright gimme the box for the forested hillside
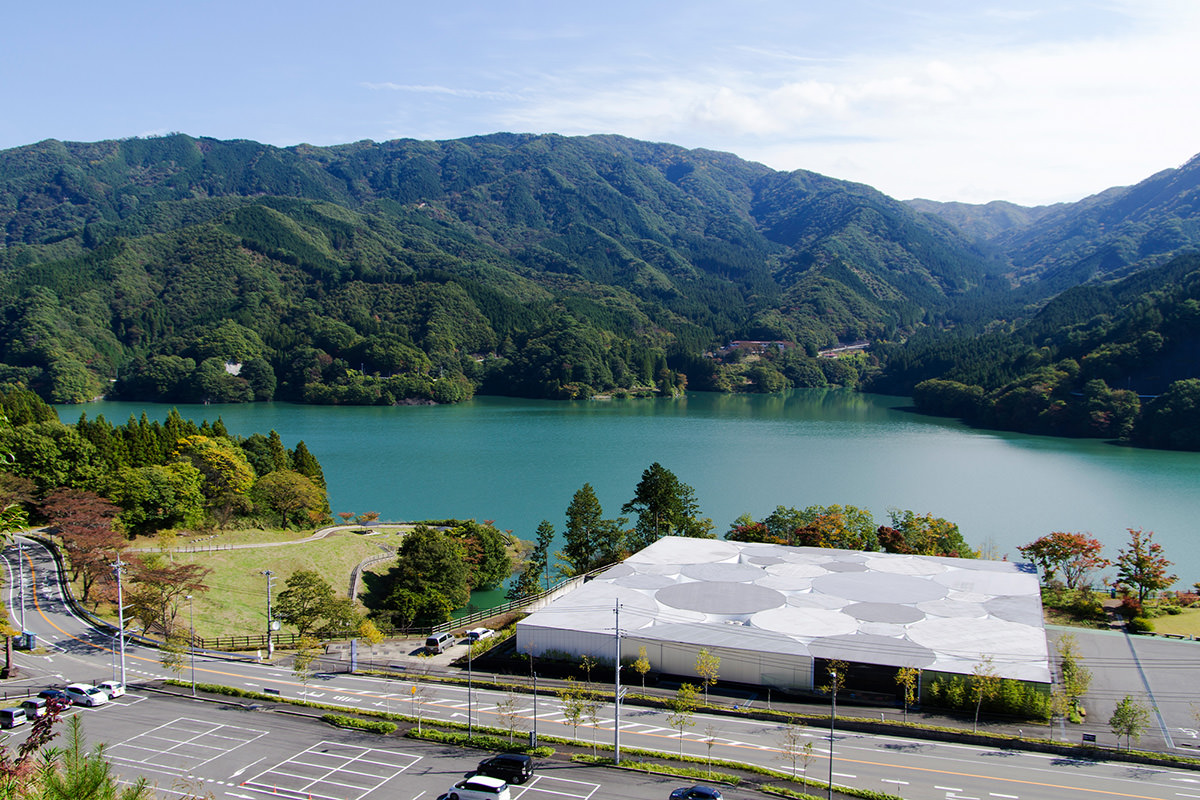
[2,132,1199,449]
[0,133,992,405]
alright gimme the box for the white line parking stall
[241,742,421,800]
[106,718,268,773]
[513,774,600,800]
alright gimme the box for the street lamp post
[113,554,127,686]
[261,570,275,658]
[827,667,837,800]
[467,638,473,740]
[187,594,196,696]
[614,601,622,764]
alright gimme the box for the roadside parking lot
[68,692,741,800]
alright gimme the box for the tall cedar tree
[559,483,625,576]
[621,462,710,551]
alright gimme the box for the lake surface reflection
[63,390,1200,586]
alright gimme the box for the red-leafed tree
[1018,531,1109,590]
[1115,528,1176,604]
[126,553,212,637]
[40,488,127,603]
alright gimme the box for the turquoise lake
[61,390,1200,588]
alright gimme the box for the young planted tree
[159,629,189,679]
[695,648,720,706]
[495,691,524,743]
[579,654,597,684]
[583,687,603,755]
[821,660,847,721]
[410,664,434,731]
[1056,633,1092,721]
[667,682,699,755]
[970,657,1002,733]
[1115,528,1176,603]
[777,718,813,778]
[895,667,920,722]
[292,635,322,695]
[1109,695,1150,750]
[633,646,651,690]
[559,677,589,742]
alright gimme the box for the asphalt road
[6,535,1200,800]
[0,689,738,800]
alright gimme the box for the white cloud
[489,2,1200,204]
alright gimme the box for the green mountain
[0,133,994,404]
[910,154,1200,297]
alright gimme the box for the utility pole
[467,637,474,740]
[17,540,25,633]
[113,553,127,685]
[187,594,196,696]
[828,666,837,800]
[261,570,275,658]
[614,601,622,764]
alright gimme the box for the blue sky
[3,1,1197,205]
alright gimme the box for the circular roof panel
[656,581,785,615]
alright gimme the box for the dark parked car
[669,787,723,800]
[36,688,72,708]
[474,753,533,784]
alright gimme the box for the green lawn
[1145,607,1200,637]
[83,527,409,641]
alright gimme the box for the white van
[425,631,455,654]
[0,708,26,729]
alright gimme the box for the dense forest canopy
[1,133,1199,448]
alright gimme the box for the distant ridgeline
[1,133,1199,448]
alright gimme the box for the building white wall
[516,623,815,692]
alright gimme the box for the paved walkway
[125,523,417,553]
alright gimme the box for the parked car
[64,683,108,707]
[36,688,72,708]
[0,708,26,729]
[20,697,47,718]
[425,631,455,654]
[475,753,533,784]
[442,775,511,800]
[466,628,495,643]
[98,680,126,698]
[670,787,723,800]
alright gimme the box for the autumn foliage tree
[1018,531,1109,590]
[126,554,212,637]
[41,488,126,603]
[1115,528,1176,603]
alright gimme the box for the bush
[926,675,1050,721]
[1119,595,1144,618]
[322,714,397,734]
[1126,616,1154,633]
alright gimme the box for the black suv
[475,754,533,784]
